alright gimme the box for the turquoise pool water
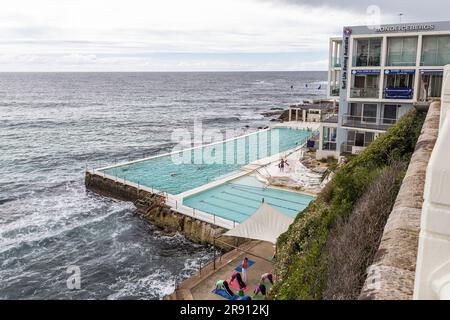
[101,128,312,195]
[183,176,315,223]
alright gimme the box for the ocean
[0,71,326,299]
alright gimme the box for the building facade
[317,20,450,160]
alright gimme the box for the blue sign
[384,69,415,75]
[351,69,381,75]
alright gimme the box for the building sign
[384,69,415,75]
[375,24,435,33]
[341,28,352,90]
[352,70,381,75]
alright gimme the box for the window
[332,41,342,68]
[355,132,365,147]
[322,127,337,151]
[429,75,443,97]
[362,104,377,123]
[385,74,414,88]
[387,37,418,66]
[353,38,382,67]
[421,35,450,66]
[347,131,375,148]
[350,103,362,117]
[350,74,380,98]
[329,70,340,96]
[383,105,398,124]
[383,70,415,99]
[419,73,444,100]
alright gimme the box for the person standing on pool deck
[279,159,285,172]
[242,257,249,283]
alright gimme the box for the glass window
[383,105,398,124]
[421,35,450,66]
[385,74,414,88]
[353,38,382,67]
[362,104,377,123]
[322,127,337,151]
[429,74,443,97]
[350,74,380,98]
[364,132,375,146]
[350,103,362,117]
[387,37,418,66]
[355,133,365,147]
[332,41,342,68]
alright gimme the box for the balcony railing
[341,114,397,131]
[350,88,380,98]
[330,86,340,96]
[354,56,381,67]
[340,143,370,154]
[384,87,414,99]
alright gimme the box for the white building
[317,20,450,160]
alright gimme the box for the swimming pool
[183,176,315,223]
[100,127,312,195]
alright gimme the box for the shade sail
[224,203,294,244]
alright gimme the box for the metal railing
[350,87,380,98]
[340,142,370,154]
[329,86,340,96]
[341,114,397,131]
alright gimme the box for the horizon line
[0,70,328,73]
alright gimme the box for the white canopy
[224,203,294,244]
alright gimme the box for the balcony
[341,114,397,131]
[350,88,379,99]
[330,85,340,96]
[340,143,368,155]
[384,87,414,99]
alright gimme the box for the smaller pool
[183,176,315,223]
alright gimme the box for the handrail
[414,65,450,300]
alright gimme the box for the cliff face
[271,110,426,300]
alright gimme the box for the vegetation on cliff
[271,110,426,300]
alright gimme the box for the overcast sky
[0,0,448,72]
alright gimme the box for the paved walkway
[165,241,275,300]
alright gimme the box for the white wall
[414,65,450,300]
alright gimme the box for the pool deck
[165,240,275,300]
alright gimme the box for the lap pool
[183,176,315,223]
[99,128,312,195]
